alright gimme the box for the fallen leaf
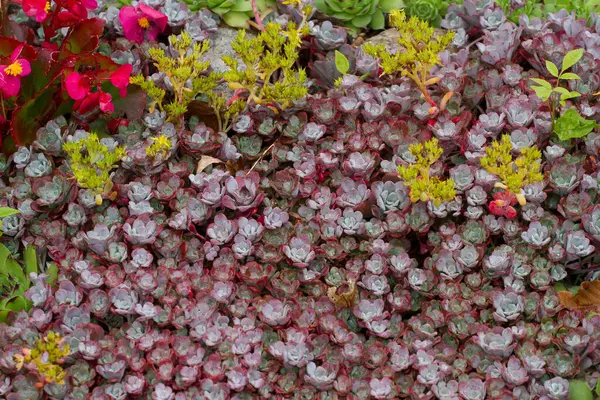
[558,280,600,311]
[197,156,224,174]
[327,280,357,308]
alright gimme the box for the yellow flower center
[44,2,51,12]
[138,17,150,29]
[4,61,22,76]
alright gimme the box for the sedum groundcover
[1,0,600,398]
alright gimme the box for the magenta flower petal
[110,64,132,97]
[1,75,21,97]
[119,6,144,44]
[65,72,90,100]
[17,59,31,77]
[139,3,168,31]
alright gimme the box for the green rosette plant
[314,0,405,31]
[404,0,449,27]
[185,0,276,28]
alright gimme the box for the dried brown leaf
[196,156,224,174]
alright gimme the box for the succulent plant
[184,0,276,28]
[314,0,405,31]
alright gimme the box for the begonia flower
[119,4,168,44]
[23,0,51,22]
[0,45,31,97]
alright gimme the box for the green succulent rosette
[186,0,275,28]
[314,0,405,31]
[404,0,447,27]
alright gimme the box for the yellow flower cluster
[223,21,309,110]
[480,134,544,197]
[63,133,125,205]
[146,134,172,159]
[14,331,70,386]
[363,10,454,108]
[397,137,456,206]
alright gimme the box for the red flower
[99,92,114,113]
[488,191,518,219]
[0,45,32,97]
[110,64,132,97]
[65,72,91,100]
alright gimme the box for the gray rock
[205,27,255,73]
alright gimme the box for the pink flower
[65,72,90,100]
[0,45,31,97]
[23,0,51,22]
[110,64,132,97]
[119,4,167,44]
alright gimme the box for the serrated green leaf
[532,85,552,101]
[553,87,571,95]
[596,377,600,396]
[569,380,594,400]
[0,208,19,218]
[555,109,599,141]
[562,48,584,72]
[546,60,559,77]
[334,50,350,75]
[559,72,581,80]
[530,78,552,89]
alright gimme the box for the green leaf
[23,246,37,288]
[4,296,28,312]
[596,377,600,396]
[532,85,552,101]
[0,311,9,323]
[0,208,19,218]
[530,78,552,89]
[562,48,584,72]
[4,258,25,287]
[559,91,581,106]
[554,109,599,141]
[334,50,350,75]
[222,11,251,28]
[46,262,58,287]
[569,380,594,400]
[546,60,560,77]
[559,72,582,80]
[0,243,9,269]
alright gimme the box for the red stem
[251,0,264,31]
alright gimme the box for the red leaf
[0,37,36,59]
[61,18,105,56]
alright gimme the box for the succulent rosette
[405,0,447,26]
[185,0,275,27]
[314,0,405,30]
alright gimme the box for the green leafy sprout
[397,137,456,206]
[530,48,599,141]
[363,9,455,111]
